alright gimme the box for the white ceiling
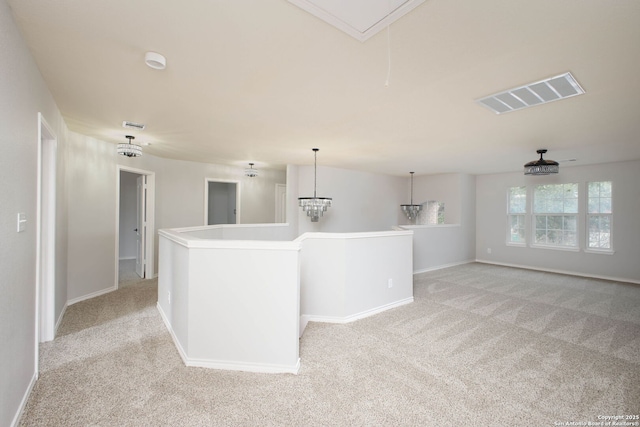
[6,0,640,175]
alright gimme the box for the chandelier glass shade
[298,148,332,222]
[524,149,559,175]
[244,163,258,177]
[117,135,142,157]
[401,171,422,221]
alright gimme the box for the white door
[135,175,145,278]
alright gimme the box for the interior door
[135,175,145,278]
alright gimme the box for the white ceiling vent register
[288,0,425,42]
[122,121,146,130]
[476,72,585,114]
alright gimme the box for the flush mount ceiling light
[117,135,142,158]
[477,72,585,114]
[244,163,258,177]
[144,51,166,70]
[298,148,332,222]
[401,171,422,220]
[524,149,559,175]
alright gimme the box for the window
[532,183,578,248]
[587,181,612,250]
[507,186,526,244]
[417,201,445,224]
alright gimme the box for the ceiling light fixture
[244,163,258,177]
[298,148,332,222]
[401,172,422,220]
[145,51,166,70]
[117,135,142,158]
[524,149,559,175]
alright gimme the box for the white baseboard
[413,259,474,275]
[184,356,300,374]
[300,297,414,336]
[67,285,116,306]
[156,303,300,375]
[11,372,37,427]
[475,259,640,285]
[54,303,67,336]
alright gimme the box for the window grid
[587,181,612,250]
[532,183,579,248]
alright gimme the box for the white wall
[299,232,414,328]
[118,171,137,259]
[400,173,476,272]
[295,165,406,233]
[66,134,118,301]
[66,140,287,301]
[158,231,301,373]
[411,173,463,224]
[476,160,640,283]
[0,2,69,425]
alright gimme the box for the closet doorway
[204,179,241,225]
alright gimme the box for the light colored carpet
[20,263,640,426]
[118,258,142,284]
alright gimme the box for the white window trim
[586,181,614,253]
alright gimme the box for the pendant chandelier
[117,135,142,158]
[401,171,422,221]
[244,163,258,177]
[298,148,332,222]
[524,149,559,175]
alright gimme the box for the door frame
[36,112,57,348]
[275,183,287,223]
[204,178,241,225]
[116,166,155,286]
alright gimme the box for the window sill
[506,242,526,247]
[530,244,580,253]
[584,249,615,255]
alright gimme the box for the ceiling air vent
[122,121,146,130]
[476,72,585,114]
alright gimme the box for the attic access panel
[288,0,425,42]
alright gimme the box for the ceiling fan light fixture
[524,149,559,175]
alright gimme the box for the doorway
[116,167,155,286]
[204,179,241,225]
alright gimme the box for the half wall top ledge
[157,223,414,374]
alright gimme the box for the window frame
[506,186,527,246]
[586,181,613,253]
